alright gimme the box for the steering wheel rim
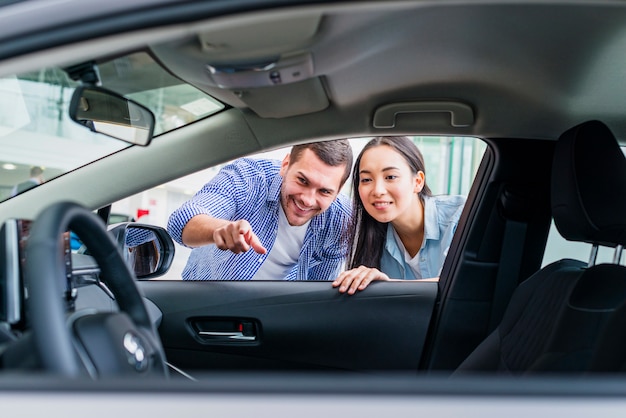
[25,201,168,377]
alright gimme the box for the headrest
[552,120,626,247]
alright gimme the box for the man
[167,139,353,281]
[11,166,44,197]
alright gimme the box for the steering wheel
[25,201,168,378]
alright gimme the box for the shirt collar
[268,172,283,203]
[384,224,404,259]
[423,195,440,241]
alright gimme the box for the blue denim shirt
[380,194,466,279]
[167,158,352,281]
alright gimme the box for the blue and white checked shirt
[167,158,352,281]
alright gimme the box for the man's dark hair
[30,166,43,177]
[290,139,353,186]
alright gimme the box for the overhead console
[206,52,315,89]
[150,11,329,118]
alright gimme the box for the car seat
[454,120,626,374]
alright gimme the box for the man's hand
[181,215,267,254]
[213,220,267,254]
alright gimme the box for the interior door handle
[197,331,256,341]
[190,318,258,343]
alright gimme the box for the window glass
[541,221,617,267]
[0,70,127,201]
[0,52,224,201]
[541,147,626,267]
[112,136,487,280]
[97,52,225,136]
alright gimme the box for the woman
[333,136,466,294]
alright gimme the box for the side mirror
[108,223,175,279]
[69,85,155,146]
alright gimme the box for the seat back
[455,120,626,374]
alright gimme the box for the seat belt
[488,218,527,332]
[487,187,529,332]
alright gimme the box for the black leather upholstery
[455,120,626,374]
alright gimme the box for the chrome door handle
[197,331,256,341]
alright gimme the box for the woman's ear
[414,171,425,193]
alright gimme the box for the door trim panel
[139,280,438,372]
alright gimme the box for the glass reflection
[124,227,161,276]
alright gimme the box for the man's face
[279,148,346,226]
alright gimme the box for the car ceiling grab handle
[373,101,474,128]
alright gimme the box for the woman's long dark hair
[346,136,432,270]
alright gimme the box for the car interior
[456,120,626,374]
[1,1,626,394]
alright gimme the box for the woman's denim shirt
[380,194,466,279]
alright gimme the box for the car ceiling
[137,1,626,143]
[2,0,626,221]
[0,1,625,142]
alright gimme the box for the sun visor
[234,77,329,118]
[204,53,327,118]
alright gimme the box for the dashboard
[0,219,73,327]
[0,217,163,345]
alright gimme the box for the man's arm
[180,214,229,247]
[168,157,277,254]
[182,214,266,254]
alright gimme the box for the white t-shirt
[392,226,423,279]
[252,205,309,280]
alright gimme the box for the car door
[124,136,485,373]
[139,280,438,372]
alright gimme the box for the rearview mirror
[69,86,155,146]
[108,223,175,279]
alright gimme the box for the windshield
[97,52,224,135]
[0,51,224,201]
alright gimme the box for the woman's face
[357,145,424,224]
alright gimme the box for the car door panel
[139,280,438,372]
